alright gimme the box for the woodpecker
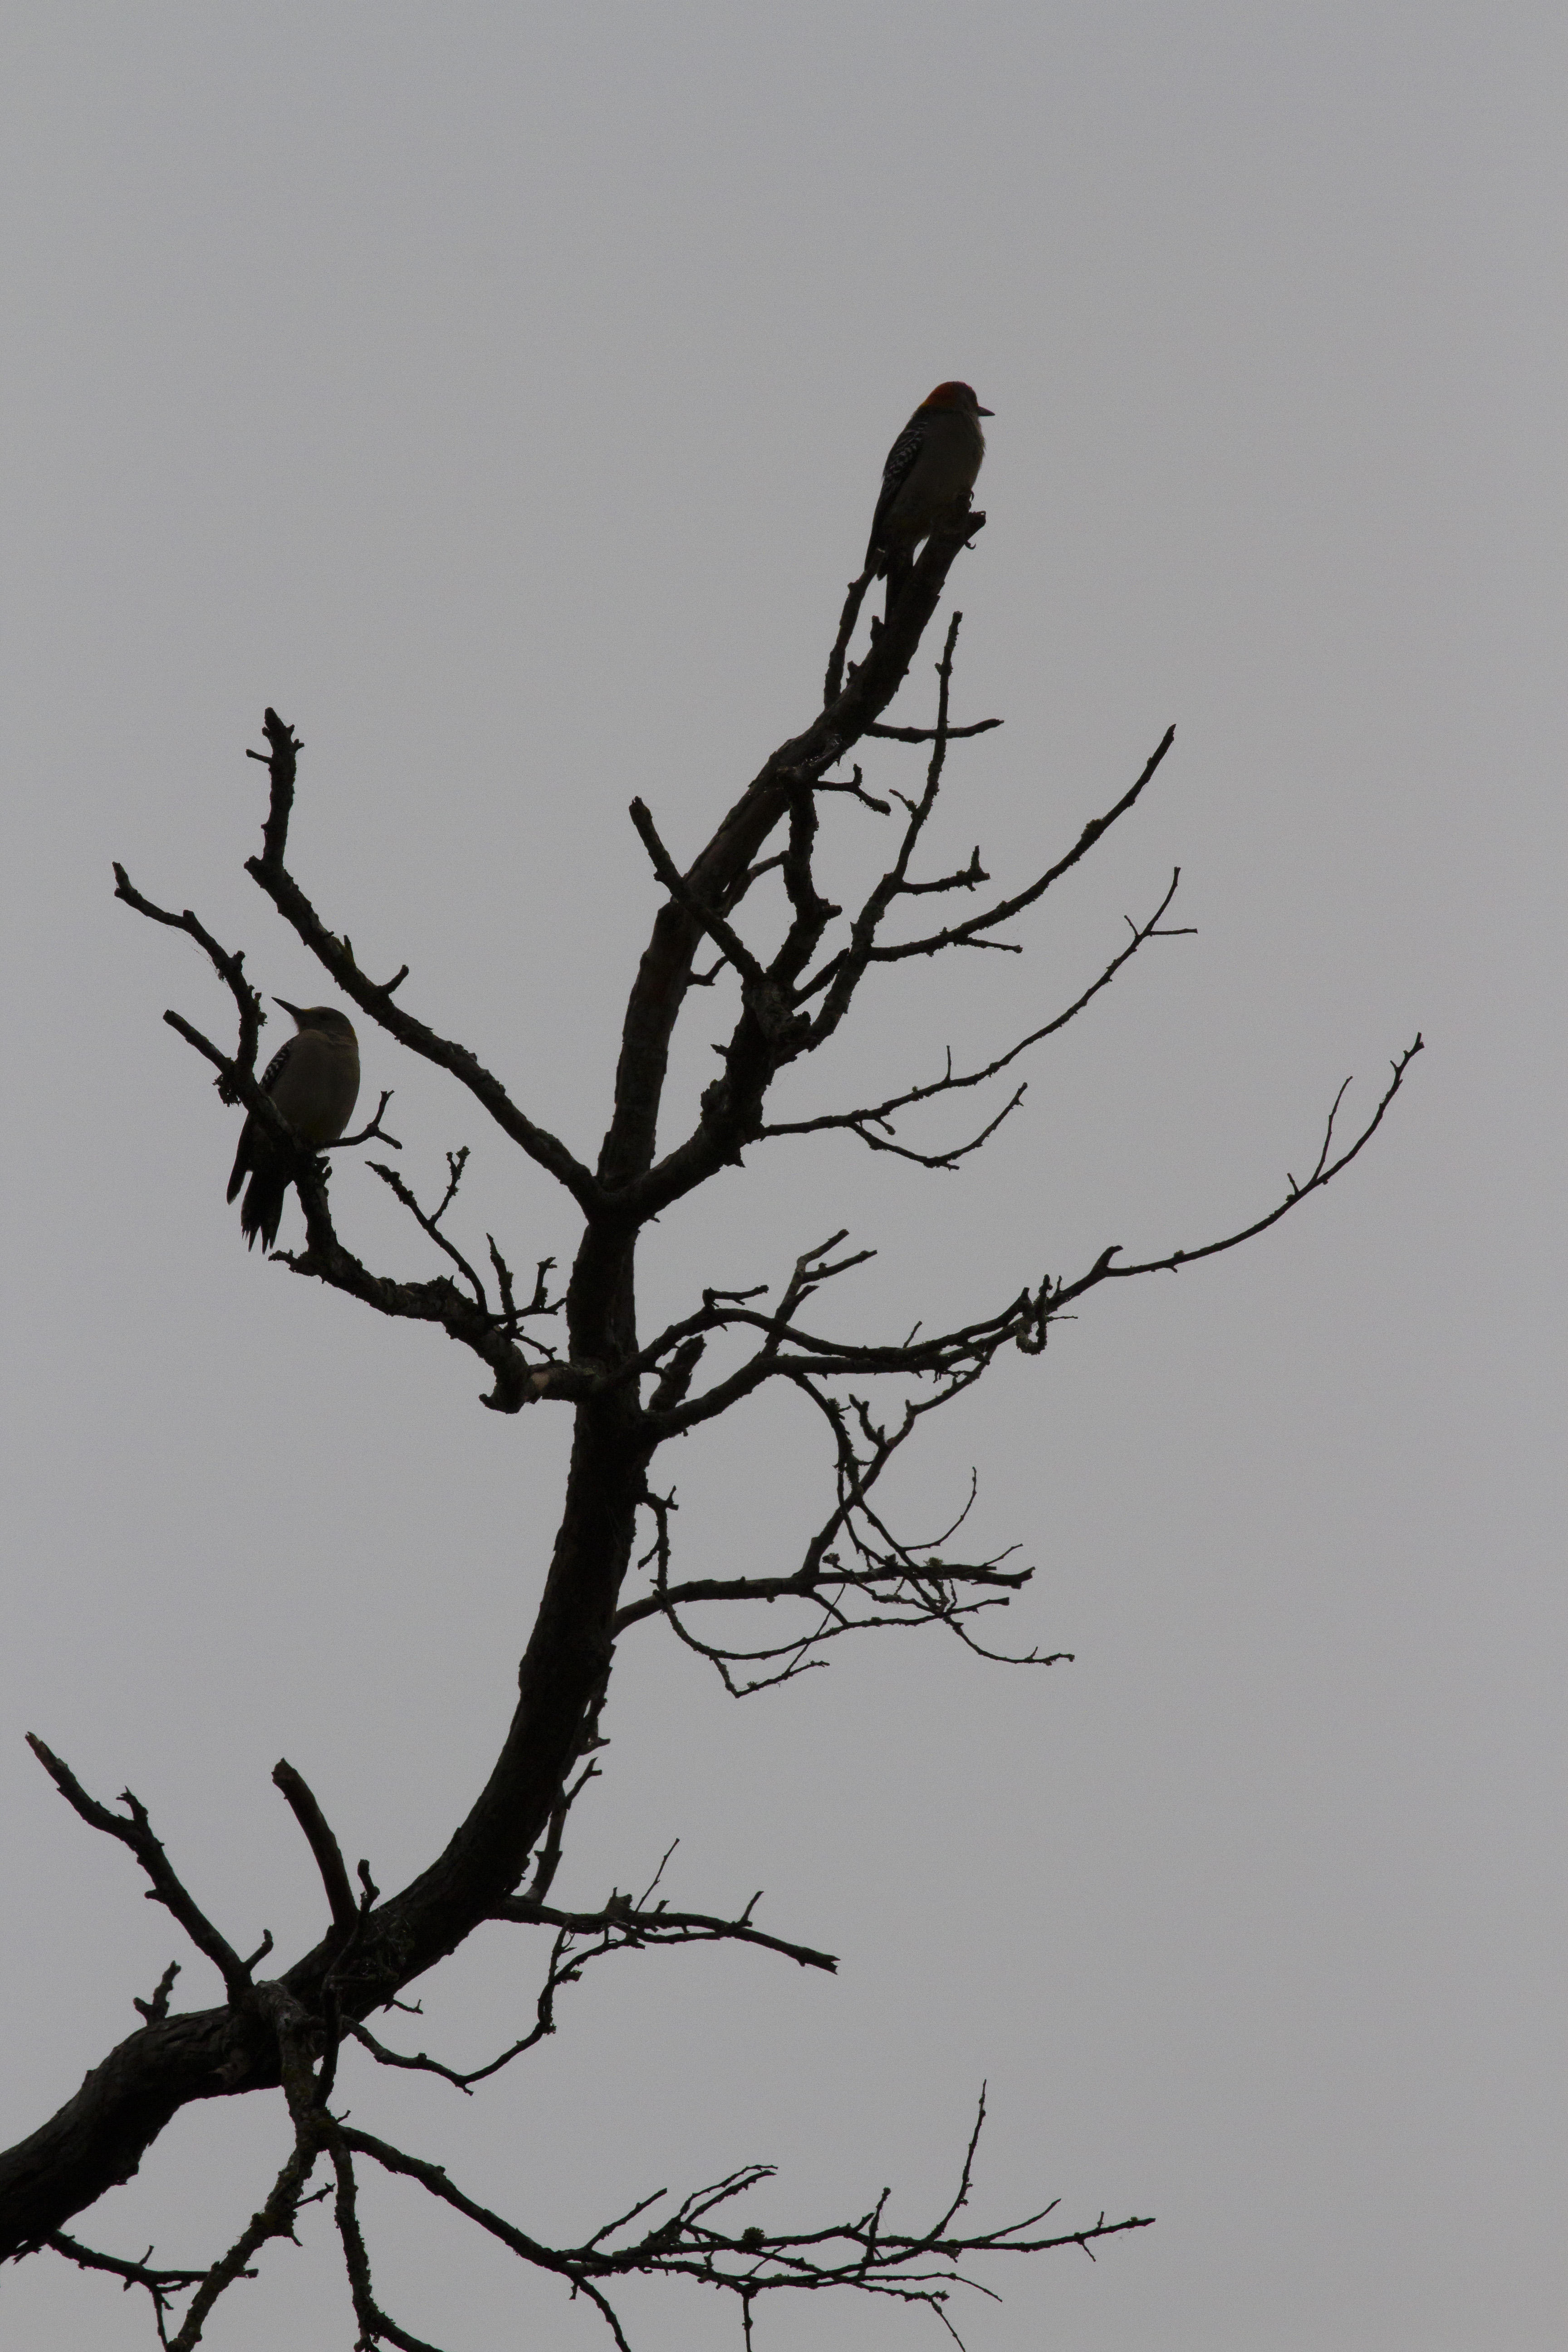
[227,1001,361,1251]
[865,382,992,614]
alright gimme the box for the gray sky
[3,5,1563,2346]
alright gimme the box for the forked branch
[26,1737,266,2007]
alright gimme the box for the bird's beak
[976,405,994,416]
[274,998,306,1022]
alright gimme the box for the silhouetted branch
[629,798,768,988]
[335,2094,1152,2347]
[800,612,969,1054]
[26,1737,260,2008]
[325,2135,447,2352]
[601,500,987,1204]
[245,705,299,873]
[526,1754,602,1906]
[328,1089,402,1152]
[237,707,595,1206]
[43,2230,211,2330]
[350,1880,835,2098]
[492,1892,838,1974]
[368,1147,489,1307]
[864,716,1002,741]
[810,724,1178,984]
[1048,1036,1426,1312]
[112,862,264,1093]
[765,869,1192,1161]
[132,1960,181,2026]
[162,2133,318,2352]
[823,567,873,704]
[272,1762,357,1938]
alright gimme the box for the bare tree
[0,495,1420,2348]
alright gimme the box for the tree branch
[491,1892,838,1975]
[112,862,264,1093]
[627,798,768,989]
[349,1881,836,2098]
[1048,1036,1426,1313]
[367,1148,490,1309]
[42,2230,211,2328]
[228,710,599,1211]
[828,723,1177,975]
[335,2093,1152,2345]
[247,844,601,1214]
[597,503,987,1207]
[271,1762,357,1940]
[26,1738,262,2008]
[864,716,1002,742]
[765,869,1193,1161]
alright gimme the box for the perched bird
[865,381,992,613]
[227,1001,361,1251]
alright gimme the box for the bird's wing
[226,1037,296,1199]
[258,1038,295,1096]
[866,416,926,559]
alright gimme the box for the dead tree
[0,498,1420,2347]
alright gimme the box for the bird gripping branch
[227,1000,361,1250]
[864,381,992,615]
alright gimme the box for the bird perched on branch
[865,381,992,614]
[228,1001,360,1251]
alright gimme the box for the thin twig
[368,1152,490,1308]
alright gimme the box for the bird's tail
[880,549,912,619]
[238,1167,289,1252]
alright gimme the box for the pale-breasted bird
[227,1001,361,1251]
[865,382,992,613]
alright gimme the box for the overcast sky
[3,6,1563,2347]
